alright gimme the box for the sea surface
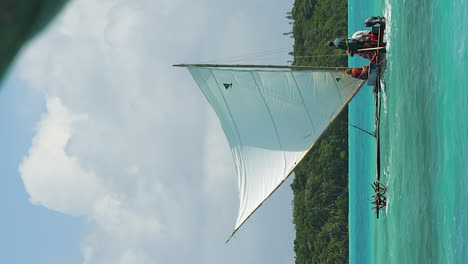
[348,0,468,263]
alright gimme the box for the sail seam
[331,72,345,102]
[250,72,288,177]
[209,69,249,218]
[289,71,317,136]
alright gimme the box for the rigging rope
[199,47,348,65]
[201,47,292,64]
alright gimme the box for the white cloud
[19,96,102,216]
[202,108,237,203]
[17,0,295,263]
[91,194,161,241]
[118,250,149,264]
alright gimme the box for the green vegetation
[291,112,349,264]
[291,0,348,67]
[0,0,68,82]
[289,0,350,263]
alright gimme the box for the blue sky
[0,71,83,263]
[0,0,296,263]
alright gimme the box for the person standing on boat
[327,37,364,52]
[353,30,380,47]
[351,30,371,41]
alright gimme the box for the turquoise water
[349,0,468,263]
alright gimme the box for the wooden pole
[173,63,346,71]
[356,46,385,52]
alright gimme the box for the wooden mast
[173,63,346,71]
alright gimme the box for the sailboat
[175,16,386,242]
[174,17,388,240]
[174,63,367,240]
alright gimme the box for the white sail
[186,65,365,235]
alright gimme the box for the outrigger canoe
[357,16,387,218]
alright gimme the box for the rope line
[198,47,348,65]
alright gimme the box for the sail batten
[185,65,365,239]
[289,71,316,133]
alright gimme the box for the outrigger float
[357,16,387,218]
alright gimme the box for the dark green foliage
[291,0,348,67]
[291,111,349,264]
[0,0,69,82]
[290,0,349,263]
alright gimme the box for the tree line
[289,0,350,263]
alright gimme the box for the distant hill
[290,0,350,263]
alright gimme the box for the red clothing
[351,68,363,79]
[349,66,369,80]
[363,33,379,48]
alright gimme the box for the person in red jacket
[345,66,370,80]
